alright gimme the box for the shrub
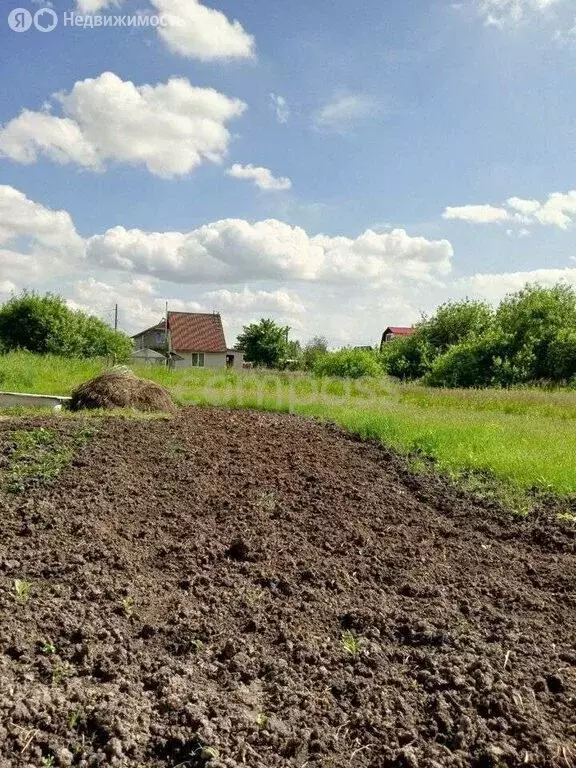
[0,292,133,361]
[496,283,576,381]
[380,334,435,381]
[424,330,519,388]
[546,330,576,381]
[313,348,382,379]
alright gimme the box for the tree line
[238,283,576,386]
[1,284,575,388]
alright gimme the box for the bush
[0,292,133,361]
[546,330,576,381]
[313,348,382,379]
[424,331,512,388]
[380,334,435,381]
[496,283,576,381]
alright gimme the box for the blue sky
[1,0,576,346]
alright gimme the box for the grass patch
[1,352,575,506]
[1,424,94,493]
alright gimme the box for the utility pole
[114,304,118,331]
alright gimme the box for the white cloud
[313,94,384,133]
[443,189,576,230]
[150,0,255,61]
[205,287,306,315]
[86,220,453,286]
[443,204,510,224]
[225,164,292,191]
[270,94,290,124]
[0,72,246,178]
[0,185,453,346]
[0,185,80,250]
[476,0,561,27]
[0,280,17,294]
[461,266,576,301]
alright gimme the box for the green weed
[52,662,73,686]
[121,596,135,617]
[14,579,32,602]
[341,630,363,657]
[41,641,56,655]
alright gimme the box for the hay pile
[69,367,176,413]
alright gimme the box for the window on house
[385,333,393,342]
[155,331,165,345]
[191,353,205,367]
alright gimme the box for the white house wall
[173,352,227,369]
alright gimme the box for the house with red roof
[132,312,245,369]
[379,325,416,350]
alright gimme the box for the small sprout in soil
[52,662,73,686]
[68,710,82,729]
[256,712,269,729]
[121,596,135,616]
[200,746,220,760]
[557,512,576,524]
[41,641,56,655]
[243,587,266,607]
[41,757,55,767]
[190,638,204,653]
[14,579,32,602]
[256,491,277,512]
[341,630,363,657]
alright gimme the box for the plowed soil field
[0,408,574,768]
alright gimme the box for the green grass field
[1,351,575,504]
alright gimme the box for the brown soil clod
[0,407,575,767]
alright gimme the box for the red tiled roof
[168,312,227,353]
[385,326,416,336]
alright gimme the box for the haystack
[69,367,176,413]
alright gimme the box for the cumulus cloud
[205,287,306,315]
[0,72,246,178]
[225,164,292,192]
[0,185,83,261]
[0,185,454,345]
[270,94,290,124]
[443,204,510,224]
[0,186,84,289]
[461,266,576,301]
[86,219,453,286]
[313,93,384,133]
[149,0,255,60]
[443,190,576,230]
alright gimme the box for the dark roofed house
[380,326,416,350]
[132,312,244,369]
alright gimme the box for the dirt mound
[0,408,575,768]
[68,367,175,413]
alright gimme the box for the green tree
[302,336,329,371]
[546,329,576,381]
[380,334,435,381]
[420,299,494,352]
[495,283,576,381]
[236,318,289,368]
[0,292,133,361]
[424,329,514,388]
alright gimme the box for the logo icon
[34,7,58,32]
[8,8,32,31]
